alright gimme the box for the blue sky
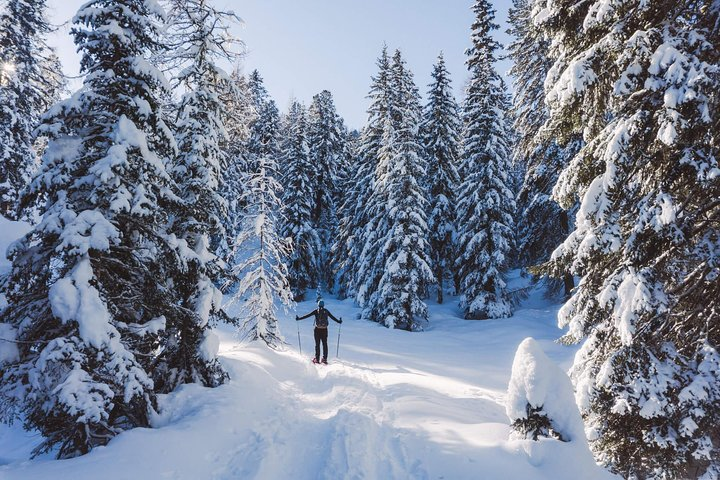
[47,0,514,129]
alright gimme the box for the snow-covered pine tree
[507,0,577,297]
[363,50,434,331]
[0,0,177,457]
[226,69,279,241]
[280,101,321,300]
[307,90,346,287]
[228,153,293,348]
[154,0,242,393]
[334,125,356,201]
[354,48,408,307]
[217,69,279,290]
[332,46,391,301]
[0,0,62,219]
[308,90,344,226]
[536,0,720,476]
[421,53,461,304]
[455,0,516,320]
[246,70,280,170]
[217,68,253,271]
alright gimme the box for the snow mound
[504,338,611,477]
[506,337,586,443]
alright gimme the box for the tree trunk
[559,210,574,299]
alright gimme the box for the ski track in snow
[0,269,616,479]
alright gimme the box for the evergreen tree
[246,70,279,169]
[153,0,240,393]
[354,48,401,306]
[0,0,176,457]
[228,153,293,348]
[280,101,321,300]
[218,70,279,290]
[363,50,434,331]
[537,0,720,476]
[244,74,281,240]
[335,126,358,199]
[421,53,461,304]
[218,68,253,270]
[456,0,516,320]
[0,0,62,219]
[508,0,577,297]
[308,90,345,226]
[307,90,346,288]
[333,47,391,301]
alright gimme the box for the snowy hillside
[0,244,615,480]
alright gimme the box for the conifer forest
[0,0,718,479]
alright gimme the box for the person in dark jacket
[296,300,342,364]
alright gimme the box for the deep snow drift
[0,218,615,479]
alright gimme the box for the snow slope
[0,216,614,479]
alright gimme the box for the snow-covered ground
[0,218,615,479]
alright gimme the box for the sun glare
[0,61,16,85]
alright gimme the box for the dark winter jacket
[297,307,341,328]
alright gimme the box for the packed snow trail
[0,279,615,479]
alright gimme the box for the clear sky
[46,0,514,129]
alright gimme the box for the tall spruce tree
[246,70,279,169]
[333,46,392,301]
[218,68,253,271]
[307,90,346,288]
[456,0,516,320]
[355,49,409,307]
[537,0,720,476]
[219,69,280,288]
[154,0,240,392]
[280,101,321,300]
[0,0,177,457]
[0,0,62,219]
[228,153,293,348]
[421,53,461,304]
[508,0,577,297]
[362,50,434,331]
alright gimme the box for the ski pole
[297,319,302,355]
[336,320,342,358]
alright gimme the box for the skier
[296,300,342,364]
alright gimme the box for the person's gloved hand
[295,315,299,321]
[339,318,343,324]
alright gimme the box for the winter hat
[318,300,325,307]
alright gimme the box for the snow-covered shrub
[506,337,586,443]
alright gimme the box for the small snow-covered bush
[506,337,585,443]
[512,403,563,442]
